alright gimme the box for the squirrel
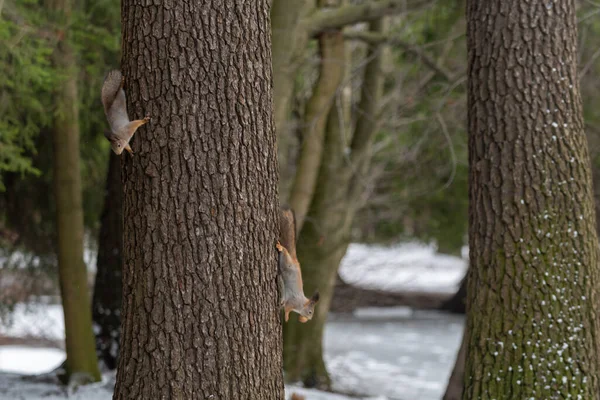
[276,207,319,323]
[101,69,150,155]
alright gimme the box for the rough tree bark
[113,1,283,399]
[92,152,122,370]
[464,0,600,398]
[48,0,101,383]
[283,18,385,387]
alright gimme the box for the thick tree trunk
[113,1,283,399]
[92,152,122,370]
[464,0,600,398]
[284,18,385,387]
[48,0,101,383]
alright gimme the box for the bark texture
[92,152,122,370]
[48,0,101,383]
[284,18,385,387]
[113,1,283,399]
[464,0,600,398]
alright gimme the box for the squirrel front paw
[143,114,151,123]
[276,241,283,252]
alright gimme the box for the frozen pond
[325,309,464,400]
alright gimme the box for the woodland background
[2,0,600,399]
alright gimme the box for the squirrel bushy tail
[101,70,124,114]
[279,207,297,259]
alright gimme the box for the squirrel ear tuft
[311,291,320,303]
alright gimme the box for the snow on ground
[340,242,467,294]
[0,370,386,400]
[0,307,464,400]
[0,347,64,374]
[326,311,463,400]
[0,243,466,399]
[0,303,64,342]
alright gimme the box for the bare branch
[304,0,434,37]
[344,30,455,81]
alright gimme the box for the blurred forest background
[2,0,600,397]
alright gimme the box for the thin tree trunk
[288,29,345,232]
[284,18,385,387]
[271,0,312,196]
[92,152,122,370]
[464,0,600,398]
[442,325,466,400]
[113,1,283,398]
[48,0,101,383]
[439,273,466,314]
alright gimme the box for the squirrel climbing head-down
[276,207,320,323]
[101,69,150,155]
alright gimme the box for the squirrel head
[297,291,319,323]
[109,137,133,155]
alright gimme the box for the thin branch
[304,0,435,37]
[579,46,600,79]
[435,112,457,192]
[344,30,454,82]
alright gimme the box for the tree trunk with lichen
[113,1,283,398]
[463,0,600,398]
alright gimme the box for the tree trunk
[92,152,122,370]
[48,0,101,384]
[113,1,283,399]
[288,30,345,232]
[439,273,466,314]
[464,0,600,398]
[442,325,466,400]
[271,0,312,197]
[283,18,385,388]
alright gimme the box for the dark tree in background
[92,152,122,370]
[464,0,600,397]
[113,1,283,398]
[47,0,101,383]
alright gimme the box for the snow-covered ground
[0,306,463,400]
[0,242,465,399]
[340,243,467,294]
[0,302,64,342]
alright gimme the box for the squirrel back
[279,206,297,260]
[101,70,129,133]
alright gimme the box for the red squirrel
[101,70,150,155]
[276,207,319,323]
